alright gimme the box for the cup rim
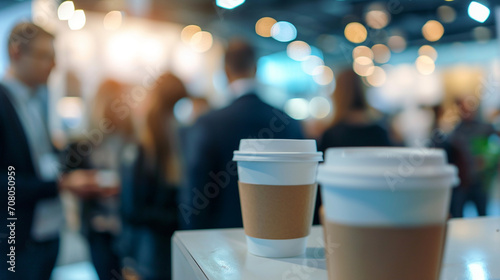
[233,151,323,162]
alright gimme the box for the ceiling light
[371,44,391,63]
[216,0,245,10]
[366,66,387,87]
[255,17,277,37]
[415,55,435,75]
[309,97,331,119]
[285,98,309,120]
[365,10,390,29]
[437,5,456,23]
[181,25,201,44]
[103,11,122,31]
[418,45,438,61]
[190,31,213,53]
[287,41,311,61]
[387,36,406,53]
[353,57,374,76]
[468,1,490,23]
[344,22,367,44]
[271,21,297,42]
[312,66,334,85]
[58,1,74,20]
[422,20,444,42]
[301,55,324,75]
[68,9,86,30]
[352,46,373,60]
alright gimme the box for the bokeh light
[181,25,202,44]
[58,1,74,20]
[365,10,390,29]
[312,66,334,85]
[287,41,311,61]
[301,55,324,75]
[68,9,86,30]
[353,57,374,76]
[309,96,331,119]
[255,17,277,37]
[285,98,309,120]
[190,31,213,53]
[387,35,406,53]
[140,39,163,64]
[371,44,391,63]
[418,45,438,61]
[216,0,245,10]
[344,22,367,44]
[57,97,83,119]
[271,21,297,42]
[468,1,490,23]
[174,97,194,124]
[415,55,435,75]
[437,5,456,23]
[352,46,373,60]
[473,26,492,42]
[103,11,122,31]
[366,66,387,87]
[422,20,444,42]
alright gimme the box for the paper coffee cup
[233,139,323,258]
[318,147,458,280]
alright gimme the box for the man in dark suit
[0,22,100,280]
[179,39,304,229]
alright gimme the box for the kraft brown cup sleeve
[238,182,317,240]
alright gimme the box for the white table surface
[172,217,500,280]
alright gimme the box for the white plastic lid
[317,147,459,189]
[233,139,323,162]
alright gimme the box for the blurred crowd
[1,22,499,280]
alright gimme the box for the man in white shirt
[0,22,101,280]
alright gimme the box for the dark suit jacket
[319,121,392,153]
[0,85,59,254]
[179,93,304,229]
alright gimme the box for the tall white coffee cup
[233,139,323,258]
[318,147,458,280]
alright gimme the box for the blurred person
[316,69,391,225]
[66,80,134,280]
[319,69,392,152]
[446,97,500,217]
[0,22,101,280]
[177,97,210,161]
[119,73,186,280]
[491,108,500,131]
[428,103,456,148]
[179,39,304,230]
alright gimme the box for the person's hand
[59,170,101,199]
[99,185,121,198]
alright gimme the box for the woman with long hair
[314,69,392,225]
[119,72,187,280]
[78,79,134,280]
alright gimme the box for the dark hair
[224,39,256,75]
[331,69,369,125]
[8,22,54,54]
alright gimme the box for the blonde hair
[142,72,188,185]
